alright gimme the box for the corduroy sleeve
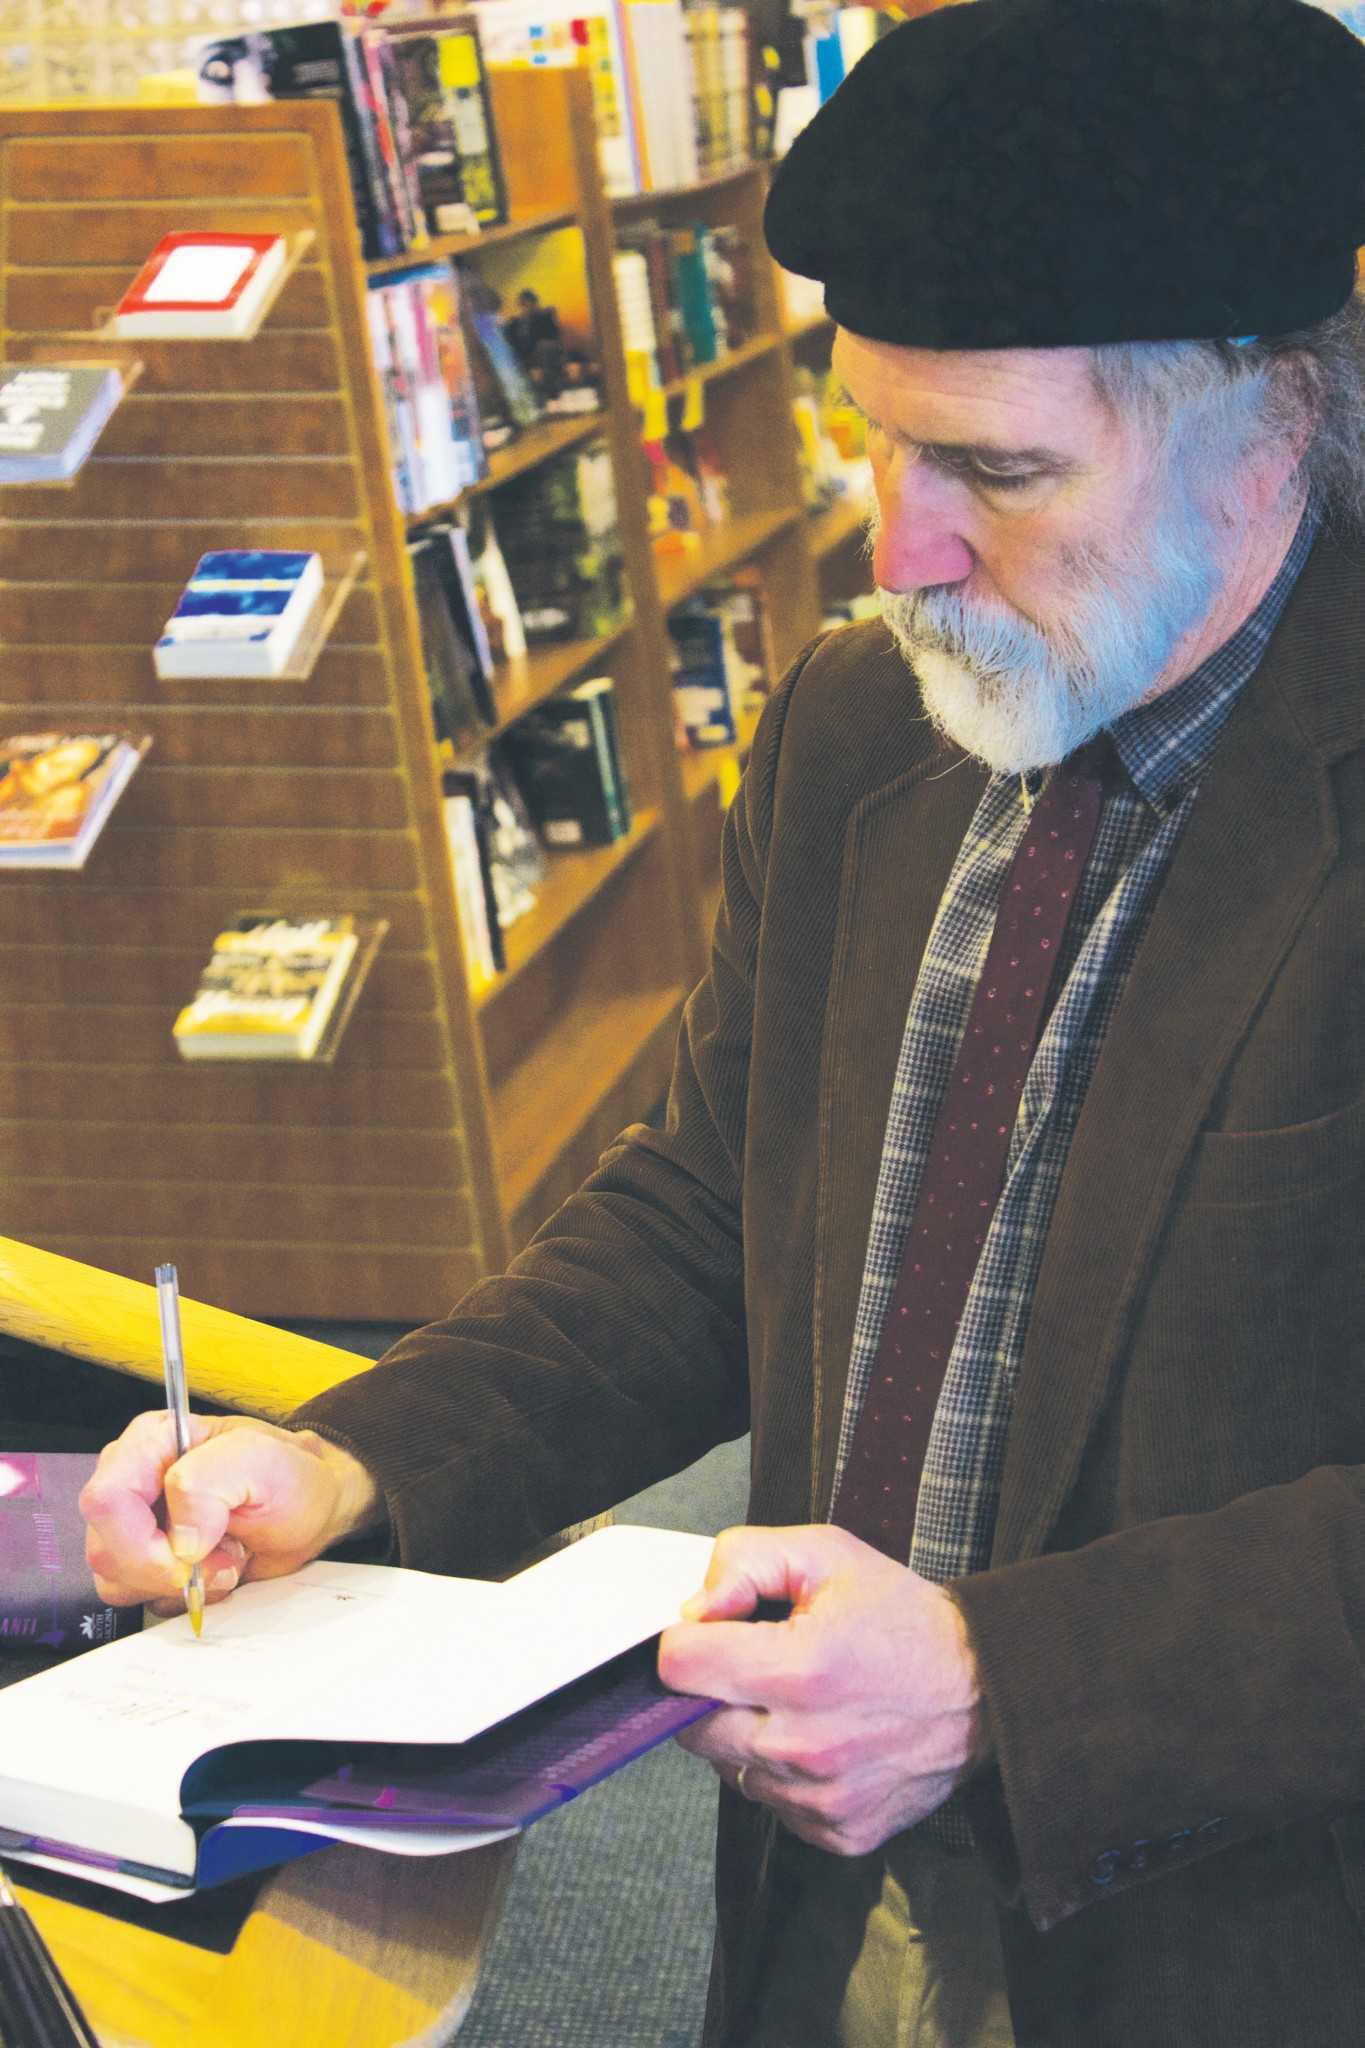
[289,642,822,1581]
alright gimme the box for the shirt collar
[1107,499,1321,814]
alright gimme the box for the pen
[154,1261,205,1640]
[0,1865,101,2048]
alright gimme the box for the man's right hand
[79,1412,385,1615]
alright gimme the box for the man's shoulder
[770,617,945,789]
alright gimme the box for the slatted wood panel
[0,101,505,1320]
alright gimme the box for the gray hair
[1086,290,1365,540]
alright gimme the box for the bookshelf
[0,74,867,1322]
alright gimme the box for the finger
[659,1616,798,1707]
[159,1425,302,1563]
[80,1411,216,1602]
[678,1524,862,1623]
[673,1703,768,1769]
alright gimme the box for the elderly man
[81,1,1365,2041]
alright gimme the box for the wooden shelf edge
[808,495,872,561]
[635,331,782,418]
[366,204,580,279]
[462,623,634,752]
[655,506,802,612]
[493,983,684,1218]
[611,160,763,216]
[473,808,660,1011]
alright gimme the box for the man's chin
[909,646,1075,778]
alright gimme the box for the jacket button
[1089,1848,1122,1887]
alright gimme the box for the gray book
[0,365,124,484]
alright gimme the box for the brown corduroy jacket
[296,520,1365,2047]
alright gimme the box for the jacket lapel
[991,538,1352,1566]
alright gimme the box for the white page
[144,244,253,304]
[0,1528,715,1840]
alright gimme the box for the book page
[144,244,253,304]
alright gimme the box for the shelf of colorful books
[493,981,687,1236]
[475,807,661,1012]
[475,624,636,748]
[808,495,872,561]
[655,505,804,614]
[366,206,581,281]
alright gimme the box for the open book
[0,1525,716,1902]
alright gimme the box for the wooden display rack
[0,75,862,1323]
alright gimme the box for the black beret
[764,0,1365,350]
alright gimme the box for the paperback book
[0,733,150,871]
[0,1454,141,1659]
[0,1525,716,1901]
[0,364,125,484]
[502,677,631,848]
[172,914,362,1063]
[154,551,325,681]
[109,232,289,341]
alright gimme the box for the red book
[110,231,288,339]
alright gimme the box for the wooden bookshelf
[0,77,866,1323]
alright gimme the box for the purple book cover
[226,1643,719,1834]
[0,1453,141,1655]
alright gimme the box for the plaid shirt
[830,506,1320,1846]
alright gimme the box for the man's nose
[871,451,975,593]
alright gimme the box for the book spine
[337,27,405,260]
[358,25,420,253]
[579,683,630,839]
[370,28,430,254]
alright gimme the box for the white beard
[872,474,1224,775]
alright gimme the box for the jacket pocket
[1181,1089,1365,1208]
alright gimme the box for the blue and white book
[154,550,325,679]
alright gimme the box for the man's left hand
[658,1523,988,1857]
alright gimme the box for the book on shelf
[0,364,125,484]
[644,424,729,557]
[0,1523,715,1902]
[361,24,429,257]
[0,1453,141,1659]
[441,767,503,980]
[368,266,489,511]
[171,914,363,1064]
[668,582,765,748]
[108,231,289,341]
[479,742,548,929]
[501,675,631,849]
[197,25,403,262]
[0,732,150,871]
[153,550,326,681]
[619,0,700,191]
[474,0,642,195]
[410,533,497,750]
[381,12,508,231]
[464,497,528,662]
[456,261,544,450]
[493,438,629,644]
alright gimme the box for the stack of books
[502,674,632,849]
[409,520,498,751]
[153,551,327,681]
[109,231,289,340]
[196,14,505,265]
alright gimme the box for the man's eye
[967,465,1039,492]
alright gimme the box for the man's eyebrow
[828,382,1081,475]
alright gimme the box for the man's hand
[658,1523,987,1857]
[79,1412,384,1615]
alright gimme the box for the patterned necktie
[833,739,1110,1561]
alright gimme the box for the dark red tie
[833,741,1109,1560]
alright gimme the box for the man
[80,2,1365,2041]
